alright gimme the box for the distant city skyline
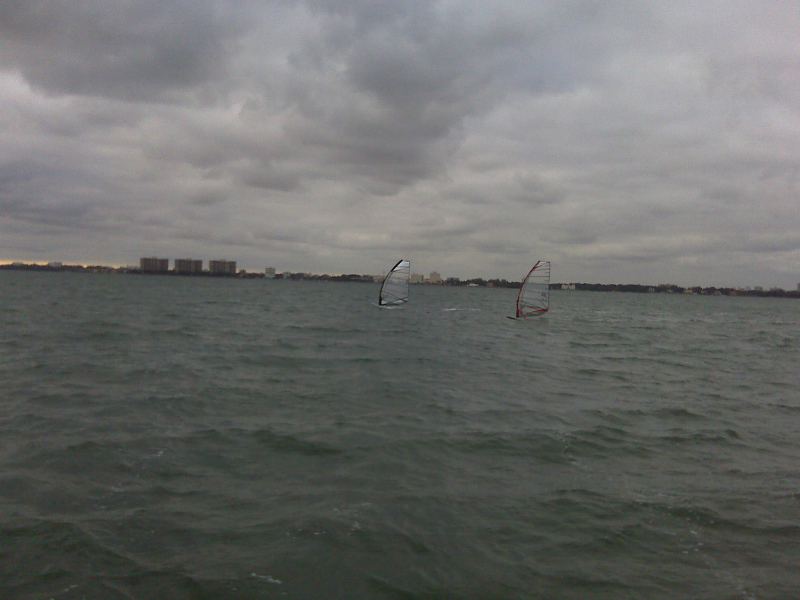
[1,249,797,292]
[1,3,799,288]
[2,259,798,297]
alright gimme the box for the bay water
[1,271,799,599]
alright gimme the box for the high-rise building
[209,260,236,275]
[409,273,424,284]
[140,257,169,272]
[427,271,442,284]
[264,267,276,278]
[175,258,203,274]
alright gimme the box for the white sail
[515,260,550,318]
[379,259,410,306]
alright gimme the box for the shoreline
[2,262,798,299]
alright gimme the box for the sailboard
[378,259,410,307]
[509,260,550,319]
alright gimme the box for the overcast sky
[1,1,798,287]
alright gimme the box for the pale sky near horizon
[1,1,799,287]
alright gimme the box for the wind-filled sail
[515,260,550,318]
[378,259,410,306]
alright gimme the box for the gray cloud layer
[1,1,798,287]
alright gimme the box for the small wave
[85,330,134,342]
[651,407,706,420]
[430,427,651,462]
[178,427,342,457]
[765,402,800,413]
[426,430,566,461]
[658,428,742,445]
[250,572,282,584]
[251,429,341,456]
[565,425,652,458]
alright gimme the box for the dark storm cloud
[0,160,97,227]
[0,0,245,100]
[1,1,799,286]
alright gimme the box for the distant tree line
[550,282,800,299]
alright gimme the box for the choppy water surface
[1,271,799,599]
